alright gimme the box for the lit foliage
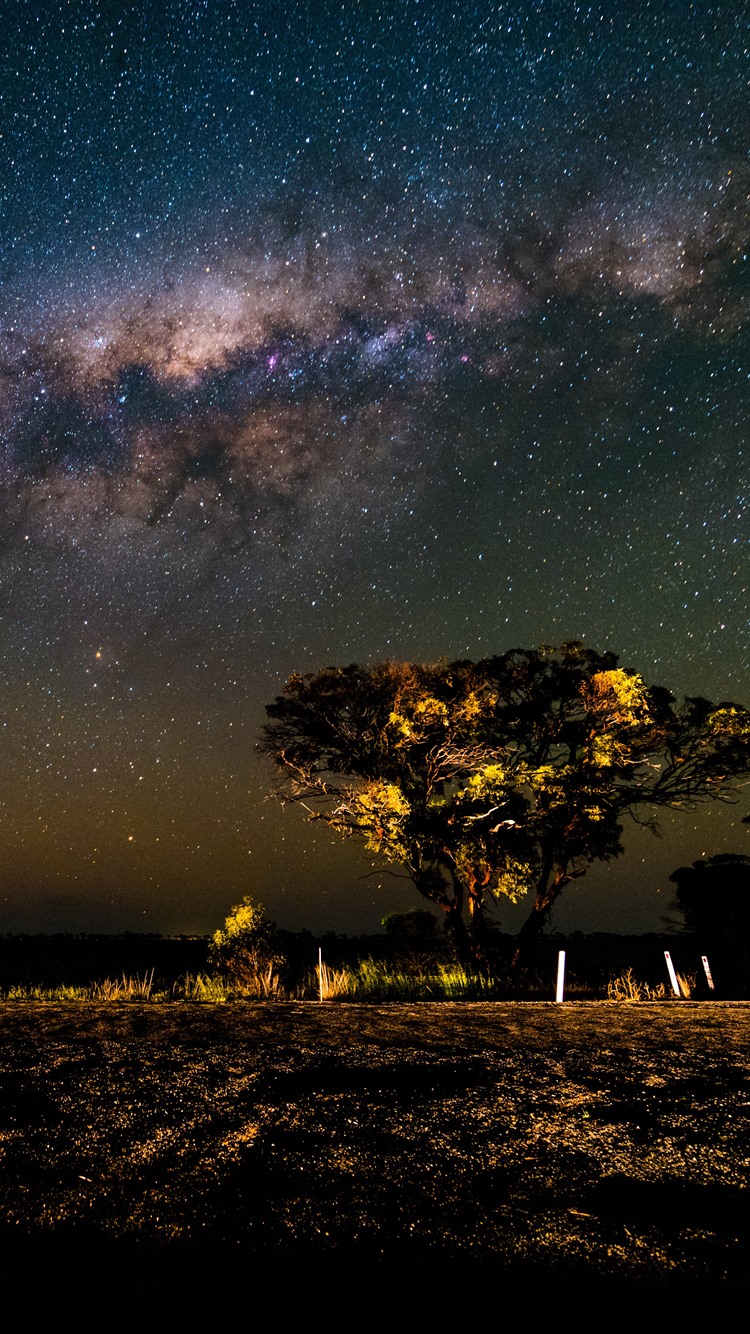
[209,895,283,995]
[261,643,750,964]
[351,780,411,859]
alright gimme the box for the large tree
[670,854,750,996]
[260,643,750,968]
[671,855,750,941]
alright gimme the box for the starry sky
[0,1,747,937]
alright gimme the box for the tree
[670,855,750,994]
[260,643,750,968]
[382,909,441,946]
[382,909,443,965]
[209,896,284,996]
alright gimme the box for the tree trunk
[412,863,475,969]
[511,855,559,973]
[466,869,491,972]
[511,892,556,972]
[443,894,475,969]
[511,859,585,972]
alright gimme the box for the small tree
[209,896,284,996]
[382,909,444,967]
[382,909,441,946]
[261,644,750,969]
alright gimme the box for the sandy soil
[1,1001,748,1313]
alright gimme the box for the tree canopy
[671,854,750,943]
[261,642,750,966]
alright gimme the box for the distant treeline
[0,930,729,993]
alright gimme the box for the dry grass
[607,968,668,1001]
[0,961,706,1004]
[3,972,163,1002]
[316,961,353,999]
[92,970,156,1001]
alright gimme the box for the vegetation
[670,853,750,993]
[606,969,668,1002]
[671,854,750,943]
[0,886,741,1004]
[0,972,234,1003]
[0,957,699,1003]
[208,896,284,996]
[0,928,721,1003]
[316,958,353,999]
[261,642,750,967]
[317,957,510,1000]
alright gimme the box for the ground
[1,1001,748,1315]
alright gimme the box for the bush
[208,896,285,997]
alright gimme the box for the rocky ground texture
[1,1001,748,1313]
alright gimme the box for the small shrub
[209,895,285,997]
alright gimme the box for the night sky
[1,1,747,937]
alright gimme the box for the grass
[606,968,669,1001]
[310,957,595,1001]
[177,972,234,1002]
[316,960,353,1000]
[93,969,156,1001]
[1,972,224,1003]
[345,958,504,1000]
[3,975,153,1003]
[0,961,698,1004]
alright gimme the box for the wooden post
[555,950,566,1003]
[664,951,681,997]
[318,946,324,1002]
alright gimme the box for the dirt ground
[1,1000,748,1315]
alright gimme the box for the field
[1,1000,749,1314]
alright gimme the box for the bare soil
[1,1001,749,1315]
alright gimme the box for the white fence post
[555,950,566,1003]
[664,951,681,997]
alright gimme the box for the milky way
[0,2,747,935]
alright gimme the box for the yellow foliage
[466,762,506,795]
[412,694,449,723]
[457,689,490,721]
[387,710,413,740]
[352,780,411,858]
[581,669,651,725]
[212,896,268,946]
[495,857,534,903]
[705,706,750,740]
[453,848,530,905]
[590,732,635,768]
[387,693,448,741]
[525,764,558,791]
[355,780,410,817]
